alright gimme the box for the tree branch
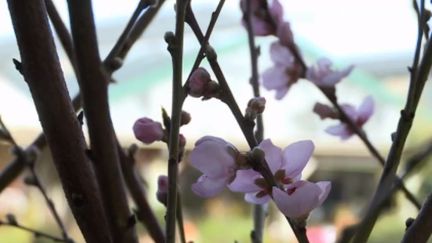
[6,1,111,242]
[66,1,138,242]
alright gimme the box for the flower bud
[156,175,168,206]
[180,111,191,126]
[188,67,211,97]
[133,117,164,144]
[245,97,266,120]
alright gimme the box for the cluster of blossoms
[189,136,331,219]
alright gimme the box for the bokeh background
[0,0,432,242]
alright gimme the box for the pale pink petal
[316,181,331,205]
[325,124,353,140]
[357,96,374,125]
[245,192,271,204]
[340,104,357,121]
[192,175,227,198]
[228,169,261,193]
[258,139,283,174]
[189,136,236,177]
[275,88,290,100]
[272,181,321,218]
[249,17,273,36]
[262,65,288,90]
[270,42,295,66]
[269,0,284,24]
[281,140,314,179]
[321,65,354,86]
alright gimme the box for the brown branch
[103,0,166,74]
[118,144,166,243]
[6,0,111,242]
[352,21,432,243]
[402,193,432,243]
[66,1,138,242]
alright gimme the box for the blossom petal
[340,104,357,121]
[270,42,295,66]
[357,96,374,125]
[275,88,290,100]
[313,102,339,120]
[316,181,331,205]
[262,65,289,90]
[272,181,321,218]
[269,0,284,24]
[281,140,314,179]
[191,175,227,198]
[258,139,283,174]
[245,192,271,204]
[321,65,353,86]
[189,136,236,177]
[228,169,261,193]
[325,124,353,140]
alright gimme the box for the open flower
[315,96,374,140]
[306,58,354,87]
[133,117,164,144]
[262,42,302,99]
[189,136,239,197]
[229,139,314,204]
[273,180,331,219]
[240,0,284,36]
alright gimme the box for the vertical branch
[243,0,266,242]
[6,0,111,242]
[402,193,432,243]
[165,1,188,242]
[352,24,432,243]
[66,1,138,242]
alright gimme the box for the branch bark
[6,1,111,242]
[66,1,138,242]
[402,193,432,243]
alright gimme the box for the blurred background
[1,0,432,242]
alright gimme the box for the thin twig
[0,219,69,243]
[103,0,166,74]
[103,0,152,74]
[351,20,432,243]
[243,0,266,242]
[118,144,166,243]
[165,1,188,242]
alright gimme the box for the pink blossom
[229,139,314,204]
[324,96,375,140]
[156,175,168,206]
[306,58,354,87]
[189,136,239,197]
[262,42,302,99]
[272,180,331,219]
[133,117,164,144]
[240,0,284,36]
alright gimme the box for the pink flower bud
[179,134,186,147]
[180,111,191,126]
[133,117,164,144]
[156,175,168,206]
[245,97,266,120]
[188,68,211,97]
